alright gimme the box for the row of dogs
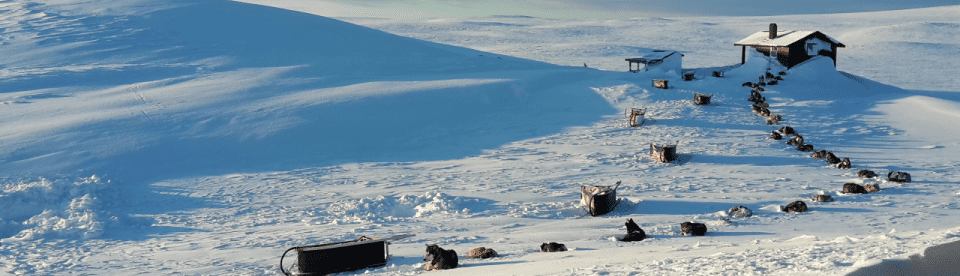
[744,73,856,169]
[423,73,915,271]
[422,242,564,271]
[421,218,709,271]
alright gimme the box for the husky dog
[423,244,458,271]
[681,222,707,236]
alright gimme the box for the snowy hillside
[2,0,960,275]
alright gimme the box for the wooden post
[741,46,746,64]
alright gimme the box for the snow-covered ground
[1,0,959,275]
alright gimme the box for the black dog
[858,170,877,178]
[825,152,841,164]
[779,126,797,136]
[888,171,912,183]
[837,157,852,169]
[540,242,567,252]
[681,222,707,236]
[787,135,804,146]
[770,131,783,140]
[620,218,646,242]
[843,183,867,194]
[423,244,458,271]
[783,201,808,213]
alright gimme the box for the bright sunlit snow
[2,0,959,275]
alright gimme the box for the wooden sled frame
[624,107,647,127]
[581,181,622,216]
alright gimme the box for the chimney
[769,23,777,39]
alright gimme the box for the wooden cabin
[735,23,845,69]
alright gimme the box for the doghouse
[581,181,622,216]
[280,235,412,276]
[625,107,646,127]
[650,142,679,163]
[652,79,669,89]
[694,92,712,105]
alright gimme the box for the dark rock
[811,150,828,159]
[864,183,881,193]
[797,144,814,152]
[858,170,877,178]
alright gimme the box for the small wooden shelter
[625,107,646,127]
[626,50,683,73]
[735,23,845,68]
[650,142,678,163]
[652,79,669,89]
[693,92,712,105]
[581,181,621,216]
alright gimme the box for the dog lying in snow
[728,206,753,218]
[779,126,797,136]
[888,171,911,183]
[824,152,841,164]
[681,222,707,236]
[837,157,852,169]
[843,183,867,194]
[465,247,499,259]
[783,201,808,213]
[811,195,834,202]
[787,135,804,146]
[424,244,458,271]
[620,218,646,242]
[540,242,567,252]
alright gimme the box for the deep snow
[2,0,960,275]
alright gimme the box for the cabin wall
[751,46,791,68]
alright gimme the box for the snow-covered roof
[735,30,845,47]
[625,50,682,64]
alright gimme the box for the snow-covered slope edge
[0,0,611,181]
[0,0,612,255]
